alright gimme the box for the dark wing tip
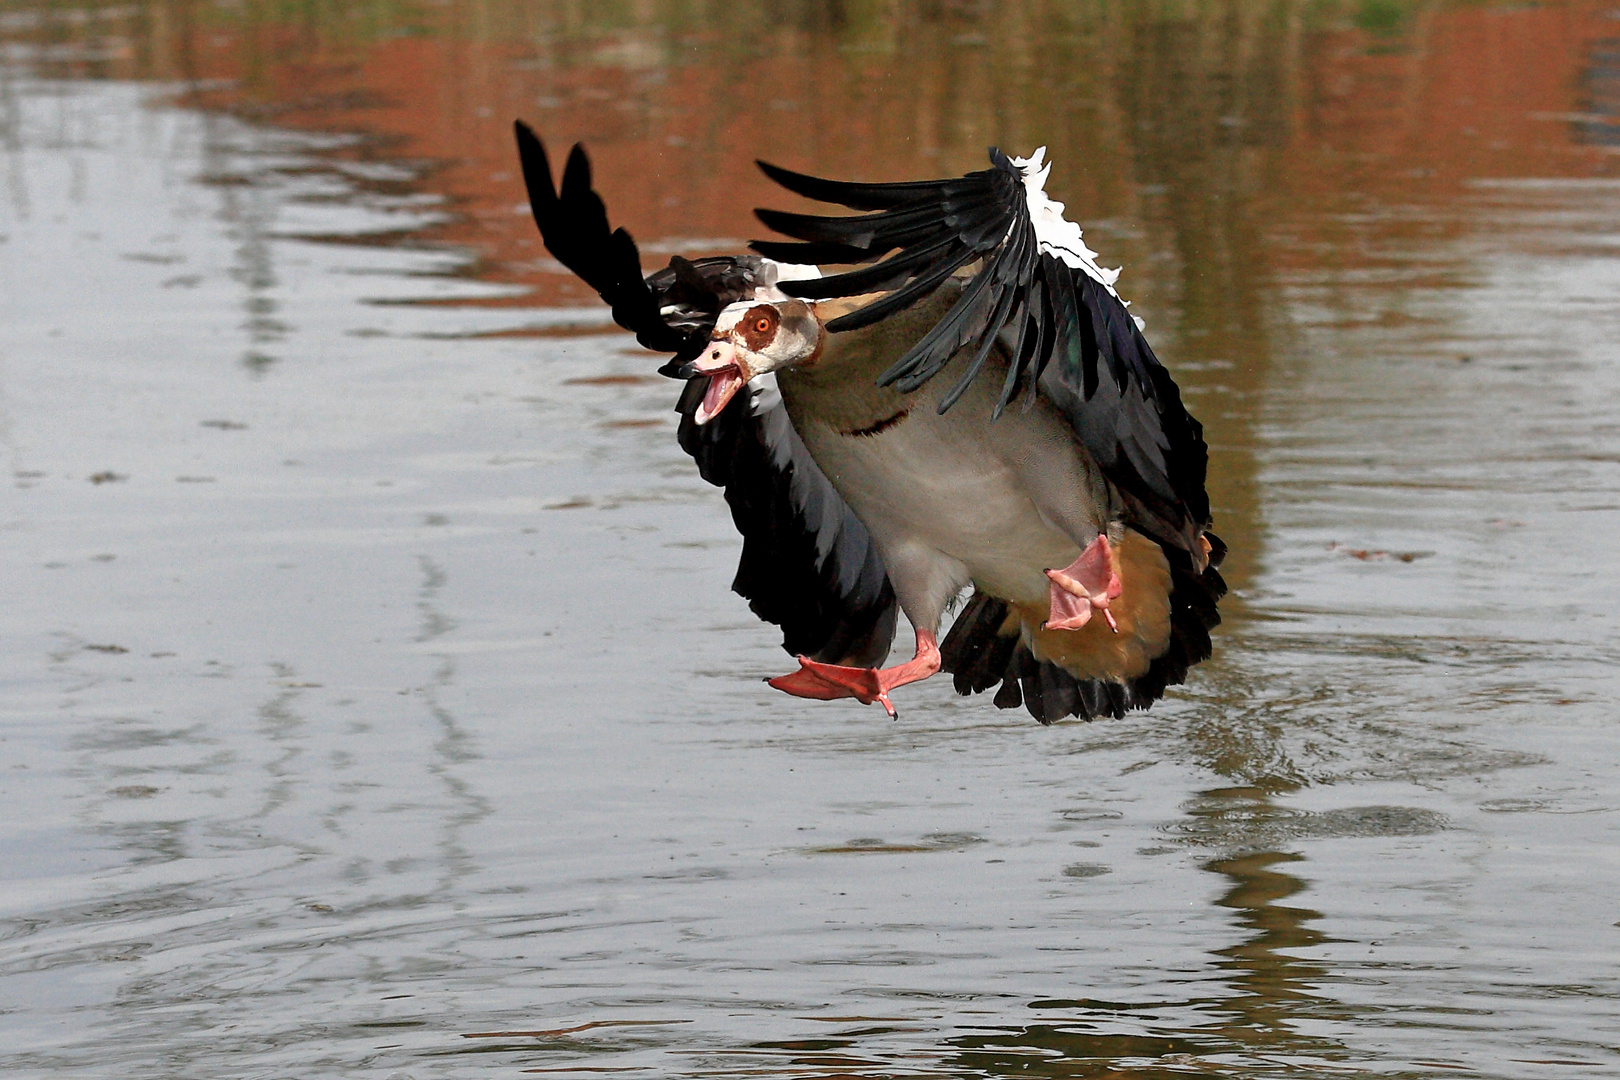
[513,119,556,203]
[561,141,593,193]
[756,158,802,191]
[988,145,1018,173]
[756,158,851,205]
[756,158,795,181]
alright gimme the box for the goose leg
[768,628,941,719]
[1044,533,1123,632]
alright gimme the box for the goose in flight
[514,121,1225,723]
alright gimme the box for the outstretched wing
[753,148,1211,554]
[513,121,897,664]
[677,373,898,668]
[515,120,764,373]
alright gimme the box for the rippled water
[2,4,1619,1077]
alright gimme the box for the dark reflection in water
[1108,5,1292,601]
[739,842,1341,1077]
[914,820,1344,1078]
[4,3,1620,1079]
[1206,848,1333,1047]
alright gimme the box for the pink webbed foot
[768,630,941,719]
[1044,533,1123,633]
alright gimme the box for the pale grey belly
[798,411,1083,605]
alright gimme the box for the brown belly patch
[1017,530,1174,681]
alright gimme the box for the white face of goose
[690,299,825,425]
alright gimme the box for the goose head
[690,299,824,424]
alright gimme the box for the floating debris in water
[1325,541,1431,563]
[564,374,657,386]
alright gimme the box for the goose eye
[738,306,779,349]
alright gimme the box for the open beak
[692,338,750,425]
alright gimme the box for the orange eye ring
[754,318,772,333]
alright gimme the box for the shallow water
[2,3,1619,1077]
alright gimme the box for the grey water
[2,4,1619,1077]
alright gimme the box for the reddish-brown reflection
[15,3,1614,289]
[6,0,1614,601]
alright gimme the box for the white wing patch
[755,258,822,302]
[1010,148,1146,331]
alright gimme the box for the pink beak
[692,338,748,425]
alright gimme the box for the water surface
[2,3,1618,1077]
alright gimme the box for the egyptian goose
[514,122,1225,723]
